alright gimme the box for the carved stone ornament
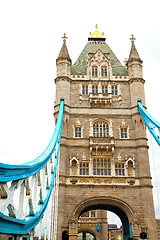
[82,152,86,161]
[117,154,121,161]
[69,218,78,229]
[131,213,141,231]
[121,119,126,126]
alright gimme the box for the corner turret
[127,34,143,79]
[127,35,145,107]
[55,34,71,107]
[56,33,72,77]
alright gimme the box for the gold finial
[130,34,136,43]
[62,33,68,42]
[89,25,104,39]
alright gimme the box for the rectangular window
[112,85,118,95]
[93,158,111,176]
[121,128,127,138]
[79,163,89,175]
[91,211,96,218]
[101,67,107,77]
[75,127,81,138]
[82,85,88,95]
[115,163,125,176]
[102,85,108,94]
[92,85,98,94]
[92,67,98,77]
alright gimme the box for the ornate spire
[88,25,105,41]
[57,33,71,63]
[128,34,142,63]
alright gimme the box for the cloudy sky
[0,0,160,225]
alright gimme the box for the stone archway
[69,196,135,240]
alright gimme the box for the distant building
[108,225,123,240]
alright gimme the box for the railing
[0,100,64,239]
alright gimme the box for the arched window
[92,66,98,77]
[101,66,107,76]
[93,120,109,137]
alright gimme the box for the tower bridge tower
[54,27,157,240]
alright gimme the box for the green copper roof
[71,41,128,76]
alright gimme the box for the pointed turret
[56,33,72,77]
[55,33,71,106]
[127,34,143,79]
[57,34,71,62]
[128,39,142,63]
[127,35,145,107]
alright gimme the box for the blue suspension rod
[138,101,160,146]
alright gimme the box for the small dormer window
[101,67,107,76]
[92,66,98,77]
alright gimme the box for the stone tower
[54,27,157,240]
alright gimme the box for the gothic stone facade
[54,30,157,240]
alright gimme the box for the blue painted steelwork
[129,224,133,238]
[138,101,160,146]
[96,224,100,232]
[0,100,64,184]
[0,100,64,235]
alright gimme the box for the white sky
[0,0,160,224]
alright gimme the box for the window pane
[82,85,88,95]
[92,158,111,176]
[115,163,125,176]
[79,162,89,175]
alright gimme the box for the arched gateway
[54,26,158,239]
[72,197,133,240]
